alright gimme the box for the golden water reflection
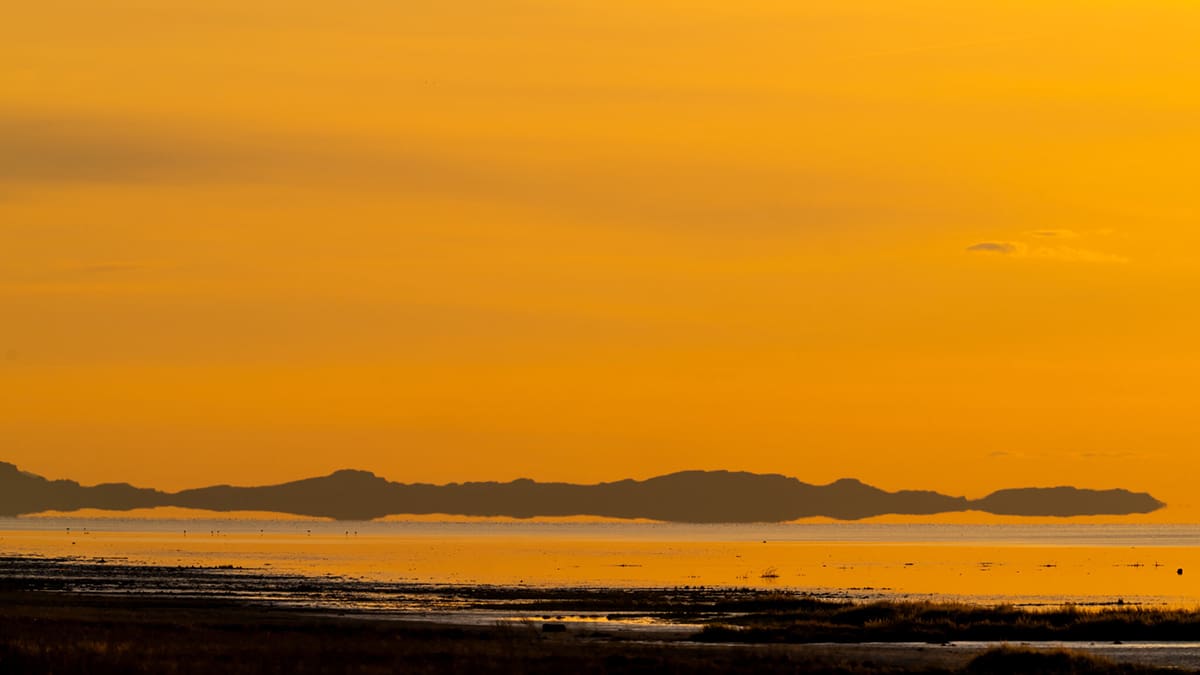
[3,520,1197,607]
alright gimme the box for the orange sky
[3,1,1200,519]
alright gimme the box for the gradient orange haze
[3,1,1200,519]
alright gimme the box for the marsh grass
[964,646,1169,675]
[698,599,1200,644]
[0,591,926,675]
[0,592,1191,674]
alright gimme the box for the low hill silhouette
[0,462,1165,522]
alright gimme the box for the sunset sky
[4,1,1200,519]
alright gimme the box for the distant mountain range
[0,462,1165,522]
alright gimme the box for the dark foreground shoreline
[7,590,1193,675]
[2,555,1199,674]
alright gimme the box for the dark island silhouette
[0,461,1164,522]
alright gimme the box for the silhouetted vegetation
[964,646,1175,675]
[0,592,1188,675]
[0,591,923,675]
[698,598,1200,644]
[4,557,1199,673]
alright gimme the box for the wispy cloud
[1078,450,1136,460]
[1,111,985,236]
[1027,229,1079,239]
[0,261,156,292]
[1036,247,1128,264]
[967,242,1021,255]
[60,262,151,275]
[966,231,1128,264]
[0,115,236,184]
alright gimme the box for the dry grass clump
[0,593,1190,675]
[965,646,1172,675]
[699,599,1200,644]
[0,592,927,675]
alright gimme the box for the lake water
[3,518,1198,607]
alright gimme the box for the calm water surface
[3,519,1198,607]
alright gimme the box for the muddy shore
[2,555,1198,673]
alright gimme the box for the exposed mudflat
[3,554,1200,671]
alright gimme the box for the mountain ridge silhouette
[0,462,1165,522]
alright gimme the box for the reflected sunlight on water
[3,519,1198,607]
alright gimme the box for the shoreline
[6,588,1198,674]
[4,555,1200,672]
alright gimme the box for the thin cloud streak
[966,242,1020,255]
[0,112,981,234]
[61,262,151,275]
[966,240,1128,264]
[1027,229,1080,239]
